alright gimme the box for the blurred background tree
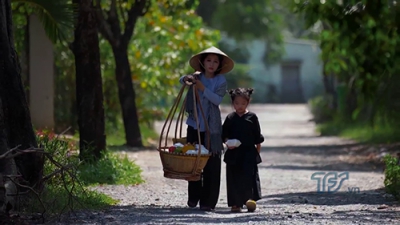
[11,0,314,147]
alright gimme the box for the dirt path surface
[57,104,399,225]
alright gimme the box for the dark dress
[186,126,221,210]
[222,111,264,208]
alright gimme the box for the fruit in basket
[168,146,176,153]
[174,147,183,153]
[182,143,195,153]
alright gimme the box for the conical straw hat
[189,46,235,74]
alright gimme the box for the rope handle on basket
[158,83,210,151]
[190,84,209,173]
[159,84,185,149]
[158,80,211,177]
[195,88,210,150]
[175,72,210,150]
[176,84,210,150]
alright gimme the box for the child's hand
[184,75,195,85]
[184,72,201,86]
[225,142,236,150]
[256,144,261,153]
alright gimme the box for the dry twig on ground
[1,145,88,222]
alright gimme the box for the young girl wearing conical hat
[179,46,234,211]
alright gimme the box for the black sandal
[231,206,241,213]
[187,201,197,208]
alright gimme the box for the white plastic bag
[226,139,241,148]
[186,144,209,155]
[174,143,184,148]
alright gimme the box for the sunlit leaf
[12,0,77,43]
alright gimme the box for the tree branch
[122,0,151,47]
[94,0,116,44]
[118,0,127,25]
[6,175,46,215]
[108,0,122,39]
[0,145,44,160]
[41,164,75,182]
[1,146,86,222]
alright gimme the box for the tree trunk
[322,69,334,95]
[21,14,30,105]
[95,1,149,148]
[0,97,18,214]
[322,64,337,109]
[346,82,358,120]
[72,0,106,161]
[0,0,42,188]
[112,47,143,147]
[196,0,218,26]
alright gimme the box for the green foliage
[196,0,286,65]
[274,0,318,39]
[11,0,77,132]
[225,64,253,89]
[222,64,254,104]
[53,42,78,133]
[23,182,117,216]
[129,1,220,125]
[78,151,143,186]
[373,73,400,127]
[317,117,400,144]
[293,0,400,103]
[53,38,157,145]
[18,0,220,136]
[218,41,250,64]
[24,129,143,218]
[212,0,281,41]
[216,41,254,104]
[11,6,27,56]
[210,0,285,64]
[383,155,400,200]
[36,129,76,181]
[12,0,76,43]
[107,123,158,147]
[28,130,117,217]
[198,0,315,39]
[308,95,335,124]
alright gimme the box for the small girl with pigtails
[179,46,235,212]
[222,87,264,213]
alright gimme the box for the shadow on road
[57,199,399,224]
[261,143,363,155]
[261,188,399,207]
[328,209,399,223]
[107,144,158,152]
[259,143,388,172]
[258,163,383,172]
[108,142,362,153]
[57,205,291,224]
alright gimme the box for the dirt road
[58,104,399,225]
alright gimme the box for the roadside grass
[24,128,148,221]
[106,123,159,147]
[317,120,400,144]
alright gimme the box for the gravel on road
[56,105,400,225]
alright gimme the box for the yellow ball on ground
[246,200,256,212]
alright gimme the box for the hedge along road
[58,104,399,225]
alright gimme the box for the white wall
[245,38,324,103]
[29,14,55,129]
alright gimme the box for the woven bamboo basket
[157,81,211,181]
